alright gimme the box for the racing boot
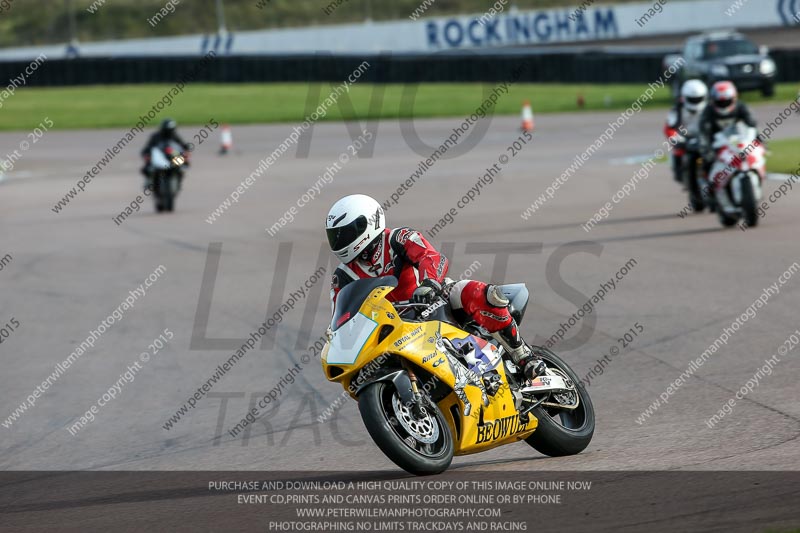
[485,285,546,382]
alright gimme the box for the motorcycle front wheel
[741,175,759,227]
[524,346,595,457]
[686,161,706,213]
[162,175,175,212]
[358,380,453,475]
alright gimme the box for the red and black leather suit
[329,227,516,334]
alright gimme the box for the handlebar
[392,300,429,308]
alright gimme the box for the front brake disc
[391,394,439,444]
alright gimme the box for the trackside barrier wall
[2,50,799,86]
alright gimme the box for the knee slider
[486,285,509,308]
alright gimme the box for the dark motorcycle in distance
[682,135,716,213]
[149,141,188,213]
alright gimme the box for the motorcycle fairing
[449,335,502,375]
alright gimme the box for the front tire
[741,175,759,227]
[688,178,706,213]
[686,160,706,212]
[524,347,595,457]
[718,209,739,227]
[165,176,175,212]
[358,381,453,475]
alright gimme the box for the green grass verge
[767,138,800,175]
[1,82,798,131]
[653,137,799,173]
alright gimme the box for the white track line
[767,173,796,181]
[609,154,661,165]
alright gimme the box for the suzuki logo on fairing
[475,414,527,444]
[421,299,446,319]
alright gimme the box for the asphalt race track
[1,103,800,529]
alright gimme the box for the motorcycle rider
[664,79,707,184]
[698,81,760,214]
[140,118,191,187]
[699,81,758,182]
[325,194,546,383]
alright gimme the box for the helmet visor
[327,215,368,252]
[715,98,733,109]
[686,96,705,105]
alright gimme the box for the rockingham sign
[0,0,793,60]
[424,8,619,48]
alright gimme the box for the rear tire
[358,381,453,475]
[524,347,595,457]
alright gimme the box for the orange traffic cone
[521,101,534,132]
[219,124,233,155]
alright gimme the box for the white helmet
[681,79,708,113]
[325,194,385,263]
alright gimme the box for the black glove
[412,279,442,304]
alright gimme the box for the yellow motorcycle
[321,277,594,475]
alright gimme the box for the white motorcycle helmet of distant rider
[326,194,385,263]
[681,79,708,114]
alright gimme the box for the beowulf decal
[475,414,528,444]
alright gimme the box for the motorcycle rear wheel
[358,381,453,475]
[524,347,595,457]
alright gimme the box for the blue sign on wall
[426,8,619,48]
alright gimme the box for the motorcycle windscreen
[326,312,379,365]
[330,276,397,332]
[326,277,397,366]
[150,147,171,170]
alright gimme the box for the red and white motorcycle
[708,122,766,227]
